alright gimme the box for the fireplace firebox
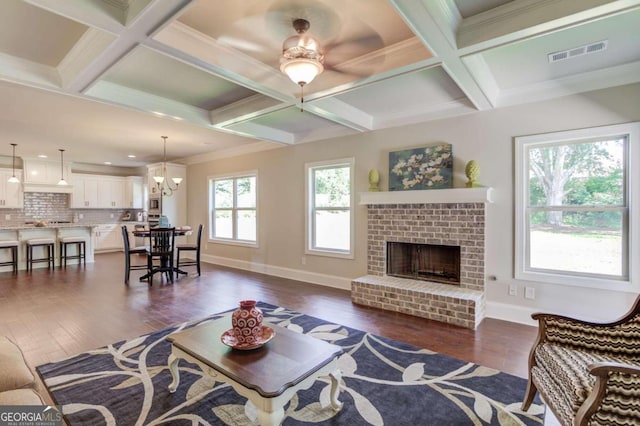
[386,242,461,285]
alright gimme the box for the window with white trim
[515,123,639,288]
[209,173,257,245]
[306,158,354,258]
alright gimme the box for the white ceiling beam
[84,80,211,126]
[305,98,374,132]
[389,0,496,110]
[57,28,116,89]
[496,60,640,107]
[58,0,194,94]
[223,122,296,145]
[210,95,284,128]
[0,53,60,90]
[22,0,126,34]
[457,0,640,53]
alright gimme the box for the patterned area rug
[37,302,544,425]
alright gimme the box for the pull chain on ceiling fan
[280,18,324,111]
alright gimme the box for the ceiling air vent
[548,40,608,63]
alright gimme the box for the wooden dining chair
[176,224,203,276]
[121,226,147,284]
[146,227,176,284]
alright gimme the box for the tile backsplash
[1,192,142,226]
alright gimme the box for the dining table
[132,226,193,280]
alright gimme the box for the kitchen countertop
[0,221,148,230]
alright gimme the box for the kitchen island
[0,224,97,271]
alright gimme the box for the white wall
[186,83,640,325]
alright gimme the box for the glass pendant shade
[280,58,323,86]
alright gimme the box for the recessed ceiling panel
[481,8,640,89]
[101,47,257,110]
[0,0,88,66]
[178,0,429,77]
[335,67,466,117]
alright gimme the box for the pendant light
[57,149,68,186]
[153,136,182,197]
[7,143,19,183]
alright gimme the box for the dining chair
[176,224,203,276]
[121,226,147,284]
[146,227,176,284]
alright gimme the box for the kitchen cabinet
[125,176,144,209]
[23,159,72,185]
[98,178,126,208]
[72,175,142,209]
[94,224,122,252]
[0,169,23,208]
[71,175,99,208]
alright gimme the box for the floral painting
[389,143,453,191]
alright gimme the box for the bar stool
[59,237,86,268]
[25,238,55,271]
[0,240,19,273]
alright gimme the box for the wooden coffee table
[166,317,344,426]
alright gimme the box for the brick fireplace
[351,189,491,329]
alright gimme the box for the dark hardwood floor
[0,252,537,396]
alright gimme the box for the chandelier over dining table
[153,136,182,197]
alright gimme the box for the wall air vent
[548,40,608,63]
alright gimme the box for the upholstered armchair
[521,296,640,426]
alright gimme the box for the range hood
[22,158,73,194]
[23,182,73,193]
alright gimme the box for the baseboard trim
[485,301,537,326]
[200,254,537,325]
[200,254,352,290]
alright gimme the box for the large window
[209,172,257,245]
[515,123,639,288]
[306,158,354,258]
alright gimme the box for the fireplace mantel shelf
[358,187,493,205]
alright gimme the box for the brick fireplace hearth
[351,189,491,329]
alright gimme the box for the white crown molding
[374,98,475,129]
[461,54,500,107]
[179,141,283,165]
[210,94,284,127]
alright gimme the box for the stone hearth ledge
[351,275,485,330]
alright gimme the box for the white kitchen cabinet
[0,169,23,208]
[71,175,99,208]
[94,224,122,252]
[23,159,71,185]
[98,178,126,208]
[126,176,144,209]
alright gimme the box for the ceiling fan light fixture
[280,58,324,86]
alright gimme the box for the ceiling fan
[278,17,384,109]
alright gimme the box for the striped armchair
[521,296,640,426]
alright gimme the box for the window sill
[209,238,258,248]
[516,270,639,293]
[305,248,354,260]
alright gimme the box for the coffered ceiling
[0,0,638,167]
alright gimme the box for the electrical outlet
[525,287,535,300]
[79,214,84,219]
[110,213,114,219]
[301,256,306,265]
[508,284,517,296]
[4,214,10,220]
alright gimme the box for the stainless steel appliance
[149,195,161,212]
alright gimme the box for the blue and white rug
[37,302,544,425]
